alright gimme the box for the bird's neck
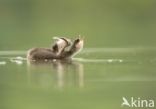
[59,46,76,59]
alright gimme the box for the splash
[0,61,6,65]
[10,56,26,65]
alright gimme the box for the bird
[27,37,84,61]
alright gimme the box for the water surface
[0,48,156,109]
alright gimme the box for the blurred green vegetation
[0,0,156,50]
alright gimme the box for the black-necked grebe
[27,37,71,60]
[27,37,83,60]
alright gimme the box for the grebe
[27,37,83,60]
[27,37,71,60]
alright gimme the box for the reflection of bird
[121,97,130,107]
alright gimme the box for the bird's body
[27,37,83,61]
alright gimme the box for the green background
[0,0,156,50]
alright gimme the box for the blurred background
[1,1,156,109]
[0,0,156,50]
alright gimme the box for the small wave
[10,56,27,61]
[0,61,7,65]
[10,59,23,65]
[0,47,156,55]
[9,56,26,65]
[73,58,124,63]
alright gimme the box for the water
[0,48,156,109]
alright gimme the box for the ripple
[0,61,7,65]
[0,48,156,64]
[10,56,25,65]
[10,59,23,65]
[73,58,124,63]
[0,47,156,55]
[10,56,27,60]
